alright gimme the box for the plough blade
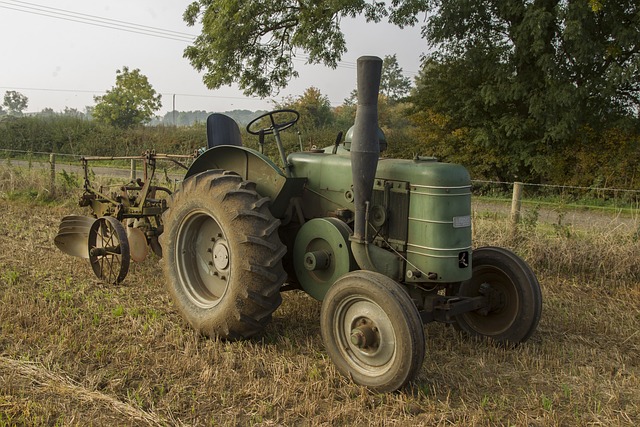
[54,215,95,259]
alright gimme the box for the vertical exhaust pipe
[350,56,382,244]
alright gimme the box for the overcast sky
[0,0,427,114]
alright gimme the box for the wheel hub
[350,318,379,350]
[212,239,230,271]
[478,282,506,315]
[293,218,356,300]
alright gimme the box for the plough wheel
[88,216,130,284]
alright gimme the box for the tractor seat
[206,113,243,149]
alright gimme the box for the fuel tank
[288,151,472,283]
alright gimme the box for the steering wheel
[246,109,300,136]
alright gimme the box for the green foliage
[183,0,387,97]
[380,54,412,101]
[408,0,640,182]
[178,0,640,185]
[93,67,162,128]
[276,87,334,132]
[3,91,28,116]
[0,115,205,157]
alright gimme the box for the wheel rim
[459,265,519,336]
[88,217,129,284]
[175,210,230,308]
[334,295,397,375]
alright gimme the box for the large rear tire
[321,271,426,392]
[160,170,286,339]
[456,246,542,344]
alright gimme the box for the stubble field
[0,169,638,426]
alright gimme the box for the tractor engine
[287,56,472,299]
[287,148,473,295]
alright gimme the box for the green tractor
[159,56,542,392]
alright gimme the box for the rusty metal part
[88,216,130,284]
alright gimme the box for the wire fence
[2,147,640,216]
[472,179,640,213]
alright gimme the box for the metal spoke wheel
[160,170,286,339]
[321,271,425,392]
[88,216,130,284]
[456,246,542,344]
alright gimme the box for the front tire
[321,271,426,392]
[456,246,542,344]
[160,170,286,339]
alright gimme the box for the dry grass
[0,169,638,426]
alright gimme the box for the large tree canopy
[408,0,640,181]
[183,0,388,97]
[184,1,638,108]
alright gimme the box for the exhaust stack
[350,56,383,243]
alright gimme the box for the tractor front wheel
[160,170,286,339]
[321,271,425,392]
[456,246,542,344]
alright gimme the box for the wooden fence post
[49,153,56,197]
[130,158,136,181]
[510,181,523,231]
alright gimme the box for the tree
[93,67,162,128]
[63,107,84,118]
[406,0,640,182]
[276,87,334,131]
[183,0,387,97]
[3,91,29,115]
[182,0,640,182]
[380,54,412,101]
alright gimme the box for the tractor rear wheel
[456,246,542,344]
[160,170,286,339]
[321,271,425,392]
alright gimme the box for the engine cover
[288,151,472,283]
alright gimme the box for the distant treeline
[34,108,265,128]
[151,109,267,127]
[0,113,336,159]
[1,109,640,191]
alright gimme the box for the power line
[6,0,196,37]
[0,0,195,42]
[0,0,419,77]
[0,86,105,95]
[0,86,269,104]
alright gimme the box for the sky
[0,0,427,115]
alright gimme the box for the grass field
[0,169,638,426]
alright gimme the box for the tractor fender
[185,145,305,218]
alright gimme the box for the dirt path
[473,199,638,233]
